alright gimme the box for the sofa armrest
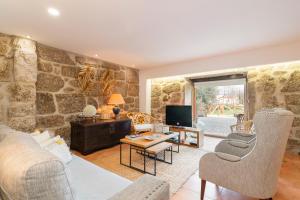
[109,174,169,200]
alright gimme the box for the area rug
[78,145,206,195]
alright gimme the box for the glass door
[194,78,246,137]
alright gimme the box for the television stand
[169,127,203,148]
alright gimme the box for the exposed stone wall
[0,33,37,131]
[0,32,139,141]
[35,43,139,140]
[151,78,187,122]
[247,62,300,153]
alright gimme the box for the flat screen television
[166,105,192,127]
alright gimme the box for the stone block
[162,82,181,94]
[55,93,86,114]
[127,84,139,96]
[36,115,65,128]
[151,98,160,109]
[8,116,35,132]
[38,61,53,72]
[102,61,120,70]
[112,81,127,97]
[126,68,139,83]
[256,73,276,94]
[36,43,74,65]
[134,98,139,108]
[36,93,56,114]
[285,94,300,105]
[0,35,13,57]
[87,97,98,108]
[151,85,161,97]
[281,71,300,92]
[286,105,300,115]
[0,57,12,82]
[9,82,36,103]
[115,71,125,80]
[8,103,35,118]
[170,92,183,104]
[14,51,37,82]
[61,66,80,78]
[292,117,300,127]
[14,38,36,53]
[63,87,75,93]
[69,79,79,88]
[36,73,64,92]
[55,126,71,141]
[124,97,134,104]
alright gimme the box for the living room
[0,1,300,200]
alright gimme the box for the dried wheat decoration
[78,66,96,91]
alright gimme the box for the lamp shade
[108,93,125,105]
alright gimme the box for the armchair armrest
[215,152,241,162]
[228,140,249,148]
[109,174,169,200]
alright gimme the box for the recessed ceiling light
[48,7,60,16]
[25,35,31,39]
[95,54,99,57]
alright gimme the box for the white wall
[139,40,300,112]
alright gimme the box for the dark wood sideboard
[70,118,131,155]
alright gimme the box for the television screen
[166,105,192,127]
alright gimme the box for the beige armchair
[199,109,294,200]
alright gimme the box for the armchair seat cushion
[134,124,154,132]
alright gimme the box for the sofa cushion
[67,155,131,200]
[0,133,75,200]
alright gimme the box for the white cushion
[215,152,241,162]
[40,135,61,147]
[45,140,73,164]
[68,155,131,200]
[31,130,51,143]
[134,124,154,131]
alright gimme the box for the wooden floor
[172,153,300,200]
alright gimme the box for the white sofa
[0,124,169,200]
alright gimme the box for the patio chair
[199,108,294,200]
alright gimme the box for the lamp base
[112,106,120,119]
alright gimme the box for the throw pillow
[30,130,51,144]
[45,139,73,164]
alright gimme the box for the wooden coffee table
[120,132,179,175]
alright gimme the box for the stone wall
[0,33,37,132]
[151,78,187,122]
[35,44,139,140]
[247,62,300,153]
[0,32,139,141]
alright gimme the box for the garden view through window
[195,79,246,137]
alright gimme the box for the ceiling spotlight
[48,7,60,16]
[26,35,31,39]
[95,54,99,57]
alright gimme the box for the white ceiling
[0,0,300,69]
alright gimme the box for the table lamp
[108,93,125,119]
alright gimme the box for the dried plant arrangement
[78,65,96,91]
[101,69,114,95]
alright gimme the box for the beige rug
[79,144,206,195]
